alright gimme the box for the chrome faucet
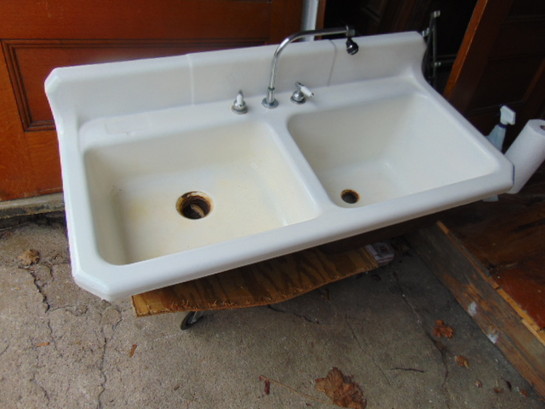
[262,26,359,109]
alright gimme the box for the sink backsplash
[46,32,426,129]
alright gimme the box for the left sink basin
[84,119,319,265]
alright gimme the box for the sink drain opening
[341,189,360,204]
[176,192,212,219]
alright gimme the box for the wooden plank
[408,222,545,398]
[442,195,545,329]
[445,200,545,268]
[132,243,383,317]
[496,288,545,348]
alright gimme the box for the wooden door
[444,0,545,147]
[0,0,303,201]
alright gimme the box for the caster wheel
[180,311,204,330]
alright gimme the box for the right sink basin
[288,92,505,208]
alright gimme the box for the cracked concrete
[0,214,544,408]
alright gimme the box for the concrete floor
[0,214,543,409]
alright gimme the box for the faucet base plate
[262,98,279,109]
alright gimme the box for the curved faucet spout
[262,26,358,109]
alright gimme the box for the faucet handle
[291,82,314,104]
[232,90,248,114]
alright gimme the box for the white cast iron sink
[46,32,513,300]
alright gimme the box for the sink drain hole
[176,192,212,220]
[341,189,360,204]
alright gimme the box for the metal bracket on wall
[421,10,441,89]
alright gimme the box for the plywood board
[132,243,386,316]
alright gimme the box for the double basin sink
[46,32,513,300]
